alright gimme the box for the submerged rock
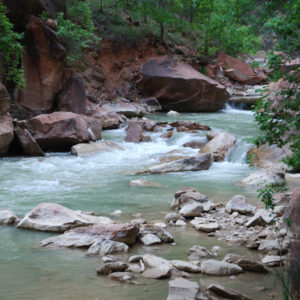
[188,245,216,261]
[71,141,124,156]
[40,223,139,248]
[170,121,210,131]
[138,56,229,112]
[97,262,128,275]
[201,259,243,275]
[167,278,200,300]
[138,154,213,174]
[18,203,113,232]
[170,260,201,273]
[139,224,174,244]
[129,179,163,188]
[108,272,136,284]
[0,209,18,225]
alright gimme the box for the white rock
[140,233,161,246]
[225,195,255,214]
[246,208,276,227]
[87,239,129,256]
[110,210,122,217]
[179,203,203,217]
[154,222,167,228]
[190,217,220,232]
[262,255,284,267]
[175,220,186,226]
[0,209,18,225]
[171,260,201,273]
[142,254,173,279]
[201,259,243,275]
[167,278,200,300]
[71,141,124,156]
[167,110,180,116]
[240,169,285,186]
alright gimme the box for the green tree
[0,3,25,88]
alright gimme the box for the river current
[0,106,280,300]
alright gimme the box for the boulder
[40,223,140,248]
[138,57,229,112]
[130,179,163,188]
[0,209,18,225]
[57,73,86,114]
[160,131,174,139]
[167,110,180,116]
[190,217,220,233]
[15,16,67,113]
[125,121,150,143]
[207,284,252,300]
[139,224,173,243]
[261,255,284,267]
[165,213,183,223]
[245,208,276,227]
[71,141,124,156]
[90,108,127,130]
[223,254,269,273]
[142,254,173,279]
[15,127,45,157]
[224,68,258,85]
[138,154,213,174]
[217,54,254,77]
[225,195,255,215]
[240,169,286,186]
[99,101,146,118]
[188,245,215,261]
[183,140,206,149]
[171,188,208,210]
[200,132,236,161]
[87,239,129,256]
[0,115,14,156]
[167,278,200,300]
[97,262,128,275]
[201,259,243,275]
[18,203,113,232]
[170,260,201,273]
[179,203,203,217]
[170,121,211,131]
[27,112,102,151]
[0,82,10,114]
[140,233,161,246]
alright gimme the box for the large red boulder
[27,112,102,152]
[217,54,254,77]
[15,16,67,113]
[57,73,86,114]
[138,57,229,112]
[0,115,14,156]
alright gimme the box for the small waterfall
[222,103,254,115]
[226,138,252,164]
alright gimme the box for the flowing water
[0,107,280,300]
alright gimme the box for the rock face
[284,188,300,238]
[15,16,67,113]
[225,195,255,215]
[0,115,14,156]
[40,223,140,247]
[27,112,102,151]
[18,203,113,232]
[57,73,86,114]
[138,57,229,112]
[201,259,243,275]
[0,82,11,114]
[139,154,213,174]
[167,278,200,300]
[200,132,236,161]
[0,209,18,225]
[71,141,124,156]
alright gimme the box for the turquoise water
[0,108,280,300]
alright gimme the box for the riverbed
[0,107,281,300]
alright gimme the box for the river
[0,106,280,299]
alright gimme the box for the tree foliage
[0,3,25,88]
